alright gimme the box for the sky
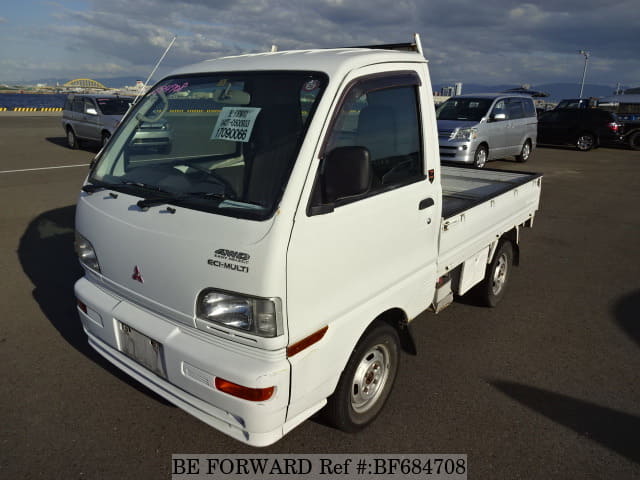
[0,0,638,89]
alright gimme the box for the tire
[324,322,400,432]
[629,131,640,151]
[474,145,488,168]
[516,140,531,162]
[66,128,79,149]
[478,241,513,307]
[576,132,595,151]
[101,131,111,148]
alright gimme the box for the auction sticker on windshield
[211,107,261,143]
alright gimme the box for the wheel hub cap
[491,254,508,295]
[351,345,390,413]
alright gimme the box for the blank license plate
[118,322,167,378]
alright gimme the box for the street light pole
[579,50,590,98]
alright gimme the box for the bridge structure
[63,78,108,90]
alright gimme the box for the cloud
[0,16,7,23]
[1,0,639,86]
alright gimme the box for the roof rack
[266,34,425,56]
[350,33,424,56]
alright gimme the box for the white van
[436,93,537,167]
[74,37,542,446]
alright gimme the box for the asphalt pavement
[1,115,639,479]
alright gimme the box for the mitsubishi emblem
[132,265,144,284]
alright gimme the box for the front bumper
[74,276,290,447]
[438,138,476,163]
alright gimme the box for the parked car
[62,94,132,149]
[127,119,173,154]
[436,93,538,168]
[537,108,622,151]
[554,98,596,109]
[597,95,640,150]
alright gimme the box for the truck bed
[438,165,542,275]
[442,166,541,219]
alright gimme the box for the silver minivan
[436,93,537,167]
[62,94,132,149]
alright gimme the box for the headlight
[74,232,101,272]
[450,127,478,141]
[196,289,282,338]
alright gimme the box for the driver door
[285,67,441,417]
[485,98,510,157]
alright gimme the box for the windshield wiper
[136,191,227,210]
[82,184,106,194]
[82,180,114,194]
[120,180,168,192]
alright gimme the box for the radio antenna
[134,36,177,103]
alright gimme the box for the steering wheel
[183,163,238,200]
[136,88,168,123]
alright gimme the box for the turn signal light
[214,377,275,402]
[287,326,328,357]
[77,300,88,314]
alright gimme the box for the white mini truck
[74,36,542,446]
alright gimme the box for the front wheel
[516,140,531,162]
[576,132,595,151]
[474,145,488,168]
[101,131,111,148]
[628,131,640,151]
[324,322,400,432]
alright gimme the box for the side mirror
[491,113,507,121]
[310,146,371,215]
[85,107,98,116]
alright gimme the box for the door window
[319,73,424,205]
[507,98,525,119]
[522,98,536,117]
[492,99,508,119]
[84,98,96,114]
[72,98,84,113]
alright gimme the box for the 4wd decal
[214,248,250,263]
[208,248,250,273]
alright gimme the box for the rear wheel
[324,322,400,432]
[478,241,513,307]
[516,140,531,162]
[576,132,595,151]
[66,128,79,149]
[629,131,640,151]
[474,145,488,168]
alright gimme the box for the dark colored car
[597,95,640,150]
[537,108,622,151]
[555,98,593,109]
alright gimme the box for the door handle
[419,198,434,210]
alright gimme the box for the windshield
[436,97,493,121]
[90,71,326,220]
[96,97,132,115]
[556,99,587,109]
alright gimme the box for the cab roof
[451,93,533,100]
[169,48,427,79]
